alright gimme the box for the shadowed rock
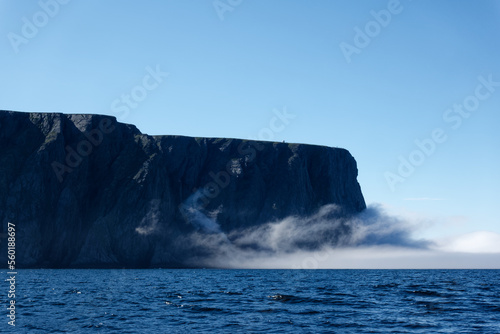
[0,110,366,268]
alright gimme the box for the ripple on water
[14,269,500,333]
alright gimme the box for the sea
[2,269,499,333]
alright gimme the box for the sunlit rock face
[0,110,366,268]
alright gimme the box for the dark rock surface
[0,110,366,268]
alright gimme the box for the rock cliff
[0,110,366,268]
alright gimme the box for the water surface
[3,269,499,333]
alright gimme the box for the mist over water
[178,203,434,268]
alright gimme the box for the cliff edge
[0,110,366,268]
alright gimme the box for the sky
[1,0,499,267]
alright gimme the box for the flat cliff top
[0,109,366,268]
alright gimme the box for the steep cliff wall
[0,110,366,268]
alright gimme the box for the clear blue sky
[1,1,499,250]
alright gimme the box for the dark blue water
[2,269,499,333]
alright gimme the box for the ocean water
[2,269,499,333]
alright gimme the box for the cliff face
[0,110,366,268]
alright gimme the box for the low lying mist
[177,202,440,268]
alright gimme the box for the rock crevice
[0,110,366,268]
